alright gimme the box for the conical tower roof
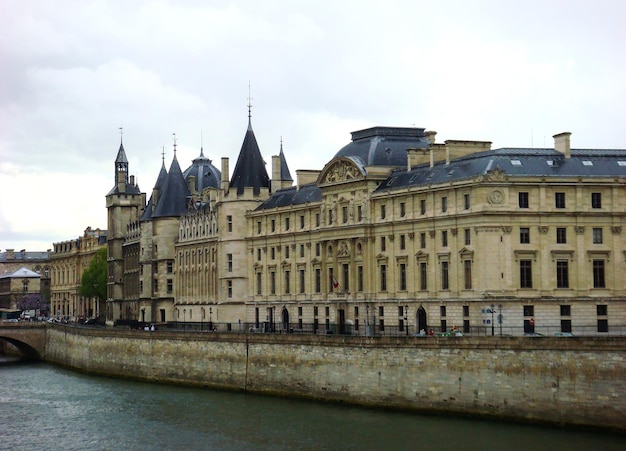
[279,141,293,182]
[141,155,168,221]
[229,116,270,195]
[152,152,191,218]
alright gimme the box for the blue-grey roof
[230,118,270,195]
[151,154,191,218]
[334,126,431,167]
[141,160,168,221]
[107,141,142,196]
[183,148,221,192]
[255,183,321,210]
[0,251,49,261]
[376,147,626,192]
[279,145,293,182]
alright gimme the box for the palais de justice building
[106,114,626,335]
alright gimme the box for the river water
[0,358,623,451]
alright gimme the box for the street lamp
[498,304,503,336]
[489,304,495,336]
[201,307,205,331]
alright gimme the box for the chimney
[424,130,437,144]
[6,249,14,260]
[553,132,571,159]
[187,175,196,194]
[271,155,281,192]
[221,157,230,192]
[129,175,135,186]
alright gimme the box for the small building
[0,267,42,310]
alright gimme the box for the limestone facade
[107,123,626,335]
[49,227,107,318]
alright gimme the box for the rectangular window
[591,192,602,209]
[441,230,448,247]
[440,305,446,317]
[300,215,305,229]
[519,192,529,208]
[441,196,447,212]
[257,221,261,234]
[520,260,533,288]
[464,228,471,246]
[285,246,290,259]
[328,209,333,224]
[167,279,173,294]
[271,247,275,260]
[285,217,290,230]
[342,206,348,223]
[343,263,349,292]
[328,267,335,293]
[520,227,530,244]
[299,269,305,294]
[315,213,320,227]
[354,306,359,317]
[257,249,262,261]
[420,262,427,290]
[357,205,363,221]
[420,232,426,249]
[593,260,605,288]
[556,227,567,244]
[380,264,387,291]
[379,306,384,317]
[227,280,233,298]
[463,260,472,289]
[555,192,566,208]
[441,261,449,290]
[300,244,305,258]
[227,215,233,232]
[314,306,318,317]
[381,236,386,252]
[256,272,262,295]
[420,199,426,215]
[298,306,303,317]
[167,261,173,273]
[227,253,233,272]
[270,271,276,294]
[284,270,290,294]
[560,305,571,316]
[381,205,386,219]
[399,263,407,291]
[316,243,321,257]
[523,305,534,317]
[271,219,275,232]
[357,265,363,292]
[153,279,158,293]
[556,260,569,288]
[400,202,406,217]
[463,305,470,317]
[592,227,603,244]
[463,193,470,210]
[400,234,406,250]
[315,268,321,293]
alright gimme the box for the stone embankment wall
[44,325,626,431]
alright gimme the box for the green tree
[79,247,107,302]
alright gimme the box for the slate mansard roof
[376,147,626,193]
[255,183,322,210]
[333,126,432,167]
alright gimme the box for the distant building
[0,267,42,310]
[107,117,626,335]
[0,249,50,299]
[49,227,107,319]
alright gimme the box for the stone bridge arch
[0,324,46,361]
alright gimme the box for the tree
[79,247,107,302]
[17,293,50,316]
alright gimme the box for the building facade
[0,249,51,299]
[108,120,626,335]
[0,267,42,310]
[49,227,107,319]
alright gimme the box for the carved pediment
[319,159,364,185]
[415,250,429,261]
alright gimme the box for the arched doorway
[417,306,428,334]
[282,308,290,332]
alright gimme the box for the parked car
[553,332,575,337]
[523,332,544,337]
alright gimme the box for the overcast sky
[1,0,625,253]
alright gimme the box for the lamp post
[498,304,503,336]
[489,304,495,336]
[183,308,186,331]
[201,307,205,331]
[209,307,213,331]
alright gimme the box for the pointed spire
[200,129,205,157]
[172,133,178,158]
[247,81,253,131]
[279,137,293,182]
